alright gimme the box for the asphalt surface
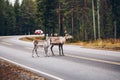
[0,35,120,80]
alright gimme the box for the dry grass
[0,58,47,80]
[19,36,120,51]
[19,36,44,42]
[71,39,120,51]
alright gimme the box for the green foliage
[0,0,120,41]
[0,0,15,35]
[14,0,21,34]
[20,0,38,35]
[36,0,58,36]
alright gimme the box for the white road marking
[1,42,12,45]
[0,57,63,80]
[24,46,120,66]
[66,54,120,66]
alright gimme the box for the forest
[0,0,120,41]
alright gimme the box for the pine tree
[0,0,15,35]
[100,0,113,39]
[110,0,120,38]
[14,0,21,34]
[36,0,58,36]
[20,0,38,35]
[0,0,5,35]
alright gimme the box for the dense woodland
[0,0,120,41]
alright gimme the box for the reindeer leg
[32,46,36,57]
[46,49,48,57]
[35,46,39,57]
[61,44,64,56]
[51,45,55,56]
[44,47,49,57]
[59,44,61,56]
[32,49,34,57]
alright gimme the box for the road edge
[0,56,63,80]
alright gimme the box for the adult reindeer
[50,34,73,56]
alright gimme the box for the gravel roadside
[0,58,47,80]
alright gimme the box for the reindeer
[32,37,50,57]
[50,34,73,56]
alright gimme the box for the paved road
[0,35,120,80]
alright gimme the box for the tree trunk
[72,7,74,36]
[58,0,61,36]
[92,0,96,40]
[97,0,101,39]
[114,21,117,39]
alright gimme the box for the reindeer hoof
[45,55,49,57]
[59,54,62,56]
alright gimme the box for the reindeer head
[65,34,73,40]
